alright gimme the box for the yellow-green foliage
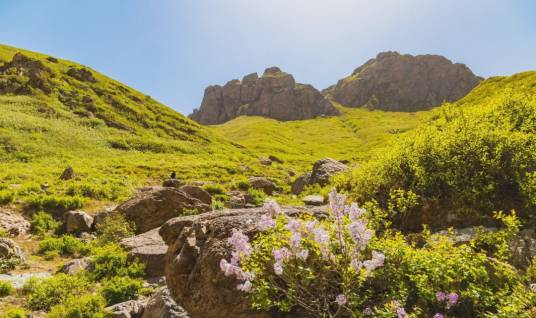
[337,72,536,227]
[0,44,289,211]
[213,104,431,173]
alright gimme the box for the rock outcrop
[189,67,340,124]
[0,238,25,261]
[291,158,348,195]
[58,258,91,275]
[0,52,54,95]
[121,228,168,277]
[116,186,211,233]
[159,207,327,318]
[63,210,94,234]
[0,209,30,237]
[326,51,481,111]
[142,287,191,318]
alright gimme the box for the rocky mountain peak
[189,67,339,125]
[326,51,482,111]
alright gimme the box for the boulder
[66,67,96,83]
[0,209,30,237]
[163,179,184,188]
[121,228,167,277]
[302,195,325,206]
[189,67,340,124]
[178,185,212,206]
[0,238,25,261]
[310,158,348,186]
[106,299,146,318]
[160,206,327,318]
[115,186,211,233]
[326,51,481,111]
[0,53,54,95]
[248,177,277,195]
[259,158,272,166]
[63,210,93,234]
[59,166,75,180]
[58,258,91,275]
[142,287,191,318]
[291,173,311,195]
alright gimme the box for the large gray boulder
[58,258,91,275]
[159,207,327,318]
[64,210,93,234]
[291,158,348,194]
[142,287,191,318]
[249,177,277,195]
[115,186,211,233]
[121,228,167,277]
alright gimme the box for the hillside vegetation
[337,71,536,229]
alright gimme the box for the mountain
[189,67,339,125]
[324,51,482,111]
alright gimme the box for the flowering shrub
[221,190,535,318]
[221,190,387,317]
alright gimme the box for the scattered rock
[115,186,211,233]
[189,67,340,124]
[79,232,96,243]
[63,210,93,234]
[58,258,91,275]
[249,177,277,195]
[291,158,348,194]
[121,228,167,277]
[227,191,247,208]
[178,185,212,206]
[326,51,481,111]
[59,166,75,180]
[0,238,25,261]
[259,157,272,166]
[106,299,146,318]
[160,206,327,318]
[163,179,184,188]
[268,155,284,164]
[0,209,30,237]
[291,173,311,195]
[302,195,325,206]
[142,287,191,318]
[46,56,58,63]
[66,67,97,83]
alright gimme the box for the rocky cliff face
[189,67,340,125]
[326,51,482,111]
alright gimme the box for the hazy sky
[1,0,535,115]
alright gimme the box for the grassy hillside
[336,71,536,229]
[0,44,276,212]
[213,103,432,173]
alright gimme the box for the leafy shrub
[203,183,226,195]
[212,200,225,210]
[236,179,250,191]
[0,280,14,297]
[65,181,130,201]
[100,276,145,306]
[38,235,88,257]
[88,243,144,281]
[338,96,536,228]
[30,211,60,236]
[94,212,135,245]
[47,293,106,318]
[246,188,266,206]
[0,190,15,205]
[27,195,86,214]
[221,191,534,318]
[23,274,91,311]
[0,228,6,237]
[0,307,27,318]
[0,258,21,274]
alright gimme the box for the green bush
[38,235,88,257]
[27,195,86,214]
[247,188,266,206]
[100,276,145,306]
[203,184,226,195]
[94,212,135,245]
[0,307,27,318]
[0,258,21,274]
[23,274,91,311]
[88,243,144,281]
[0,280,14,297]
[30,211,60,236]
[47,293,106,318]
[0,190,15,205]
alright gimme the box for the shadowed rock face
[326,51,482,111]
[189,67,340,125]
[159,207,328,318]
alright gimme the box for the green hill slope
[0,44,267,211]
[213,102,432,172]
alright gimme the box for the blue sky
[1,0,535,115]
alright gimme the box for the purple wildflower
[285,218,301,232]
[447,292,459,308]
[348,220,372,247]
[273,247,291,263]
[396,307,407,318]
[329,189,346,219]
[290,232,302,249]
[273,262,283,275]
[237,280,252,292]
[363,307,373,316]
[436,291,446,302]
[258,214,276,231]
[228,229,252,258]
[263,200,282,217]
[335,294,347,306]
[433,314,444,318]
[312,225,330,245]
[296,249,309,261]
[347,202,365,221]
